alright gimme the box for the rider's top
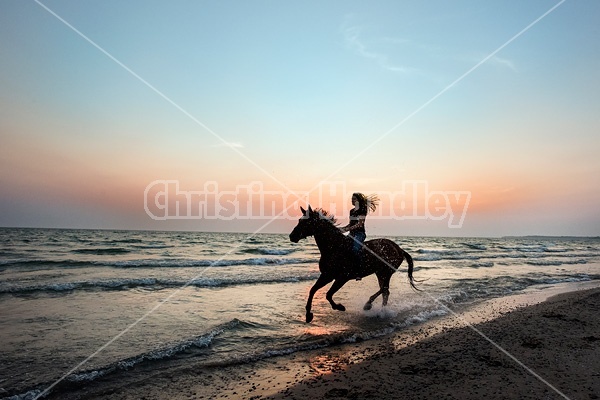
[348,206,367,235]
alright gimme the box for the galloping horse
[289,205,418,323]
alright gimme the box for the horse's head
[289,205,336,243]
[289,206,316,243]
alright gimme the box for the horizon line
[0,225,598,239]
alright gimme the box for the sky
[0,0,599,237]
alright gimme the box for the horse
[289,205,418,323]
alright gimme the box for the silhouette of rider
[340,193,379,270]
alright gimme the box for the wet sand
[51,283,600,400]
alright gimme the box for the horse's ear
[308,205,313,214]
[300,206,306,215]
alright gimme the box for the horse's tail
[403,250,420,291]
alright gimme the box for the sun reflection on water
[302,325,332,336]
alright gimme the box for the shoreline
[42,280,600,400]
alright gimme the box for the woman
[340,192,379,256]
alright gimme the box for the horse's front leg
[305,274,333,323]
[363,290,382,311]
[326,278,349,312]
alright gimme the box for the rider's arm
[340,215,365,233]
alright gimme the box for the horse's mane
[312,208,338,225]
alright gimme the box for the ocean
[1,228,599,399]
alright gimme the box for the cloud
[489,55,517,72]
[341,18,412,74]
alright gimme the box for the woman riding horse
[340,193,379,266]
[290,205,418,323]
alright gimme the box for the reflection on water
[303,325,334,337]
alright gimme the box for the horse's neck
[313,222,345,255]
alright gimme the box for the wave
[414,249,481,262]
[0,274,321,295]
[516,246,548,253]
[110,257,314,268]
[0,259,90,267]
[241,248,296,256]
[449,273,600,299]
[414,253,442,262]
[526,260,562,266]
[0,250,22,257]
[72,248,131,255]
[460,243,487,251]
[0,279,159,294]
[468,262,494,268]
[131,244,171,249]
[71,319,241,381]
[396,308,449,326]
[544,247,569,253]
[5,320,242,398]
[0,257,315,269]
[411,246,599,263]
[109,238,144,244]
[525,259,588,266]
[497,245,573,254]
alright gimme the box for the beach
[39,282,600,400]
[1,230,599,399]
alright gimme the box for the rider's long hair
[353,193,379,214]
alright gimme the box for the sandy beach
[44,282,600,400]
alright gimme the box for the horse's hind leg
[326,279,349,312]
[380,275,392,307]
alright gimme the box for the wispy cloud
[341,18,412,74]
[489,55,517,71]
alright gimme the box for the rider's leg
[351,231,366,255]
[350,231,366,280]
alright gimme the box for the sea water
[1,228,599,398]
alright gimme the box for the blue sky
[0,0,599,236]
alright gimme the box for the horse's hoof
[335,304,346,312]
[363,303,372,311]
[306,312,314,323]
